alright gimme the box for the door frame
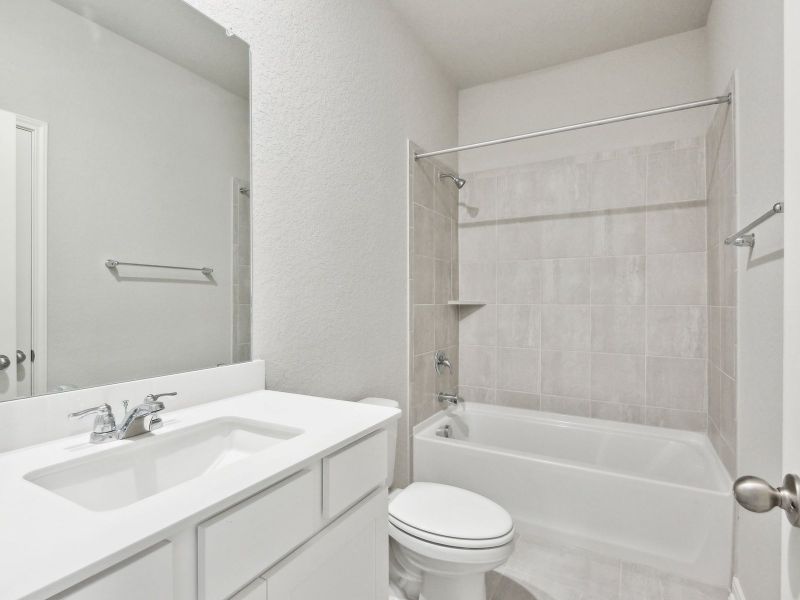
[15,114,47,396]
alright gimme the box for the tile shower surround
[706,92,737,476]
[457,137,711,432]
[405,144,459,487]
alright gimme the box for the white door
[784,1,800,596]
[16,125,33,397]
[0,109,17,401]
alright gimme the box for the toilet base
[419,572,486,600]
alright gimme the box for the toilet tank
[358,397,398,488]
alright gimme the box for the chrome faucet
[68,403,117,443]
[437,392,463,407]
[116,392,175,439]
[68,392,176,443]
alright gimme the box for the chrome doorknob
[16,350,26,364]
[0,355,9,370]
[734,474,800,527]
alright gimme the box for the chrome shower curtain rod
[414,94,731,160]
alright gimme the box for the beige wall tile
[503,159,585,218]
[413,204,435,258]
[459,262,496,302]
[646,306,707,358]
[646,147,705,206]
[413,255,434,305]
[435,305,458,349]
[645,356,706,411]
[586,154,646,210]
[459,223,496,262]
[433,211,452,261]
[498,304,540,349]
[434,259,452,304]
[541,215,593,258]
[644,407,706,432]
[497,347,540,394]
[460,345,496,388]
[458,174,497,223]
[591,306,646,354]
[496,390,541,410]
[498,260,542,303]
[434,166,459,219]
[412,159,435,210]
[413,305,435,356]
[542,258,590,304]
[590,353,645,405]
[541,394,591,417]
[459,304,497,346]
[720,373,736,450]
[708,306,721,368]
[542,305,591,351]
[591,209,646,257]
[646,252,707,305]
[458,385,495,404]
[498,220,542,260]
[707,243,721,306]
[646,202,706,254]
[721,307,736,378]
[591,401,645,424]
[708,364,722,427]
[542,350,590,398]
[590,256,645,305]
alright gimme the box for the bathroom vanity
[0,390,399,600]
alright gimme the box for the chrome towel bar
[105,259,213,275]
[724,202,783,248]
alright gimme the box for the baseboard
[730,576,745,600]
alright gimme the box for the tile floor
[486,535,729,600]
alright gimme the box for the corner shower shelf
[447,300,486,307]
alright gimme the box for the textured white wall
[183,0,458,403]
[458,28,709,173]
[0,0,248,392]
[706,2,785,598]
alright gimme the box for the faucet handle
[68,403,117,442]
[68,403,112,420]
[145,392,177,404]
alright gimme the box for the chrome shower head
[439,173,467,189]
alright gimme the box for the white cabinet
[53,542,172,600]
[198,465,322,600]
[323,430,387,519]
[264,489,388,600]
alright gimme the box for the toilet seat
[388,482,515,550]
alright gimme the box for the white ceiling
[387,0,712,88]
[51,0,249,98]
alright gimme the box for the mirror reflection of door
[0,108,46,401]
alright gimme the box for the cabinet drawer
[54,541,172,600]
[323,430,387,519]
[198,465,322,600]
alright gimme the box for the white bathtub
[413,403,733,587]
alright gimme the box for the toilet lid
[388,482,514,548]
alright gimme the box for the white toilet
[360,398,515,600]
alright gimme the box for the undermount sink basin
[24,418,302,511]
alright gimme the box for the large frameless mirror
[0,0,251,401]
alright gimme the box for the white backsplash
[0,360,265,453]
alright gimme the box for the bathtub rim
[413,403,732,495]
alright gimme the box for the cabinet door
[264,489,388,600]
[53,541,172,600]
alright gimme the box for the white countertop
[0,390,399,600]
